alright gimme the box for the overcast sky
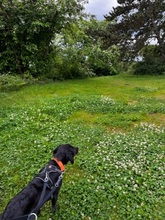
[85,0,118,20]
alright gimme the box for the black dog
[0,144,78,220]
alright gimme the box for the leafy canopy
[0,0,86,76]
[104,0,165,61]
[46,18,120,79]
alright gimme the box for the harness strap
[11,215,29,220]
[30,181,47,215]
[31,173,63,215]
[35,167,61,189]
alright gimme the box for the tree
[103,0,165,61]
[48,18,120,79]
[0,0,86,76]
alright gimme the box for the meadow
[0,74,165,219]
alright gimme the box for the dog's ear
[53,146,64,161]
[53,147,58,155]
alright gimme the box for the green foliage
[47,45,91,80]
[45,19,120,80]
[87,45,120,76]
[85,18,121,76]
[133,60,165,75]
[0,0,86,76]
[133,45,165,75]
[0,75,165,219]
[0,3,120,80]
[0,74,27,91]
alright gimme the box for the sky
[85,0,118,20]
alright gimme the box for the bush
[133,45,165,75]
[133,60,165,75]
[0,74,27,91]
[87,46,119,76]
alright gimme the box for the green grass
[0,74,165,106]
[0,74,165,219]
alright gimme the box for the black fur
[0,144,78,220]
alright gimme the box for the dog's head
[53,144,78,165]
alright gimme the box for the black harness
[10,165,64,220]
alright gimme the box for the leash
[10,168,64,220]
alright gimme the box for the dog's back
[0,179,41,220]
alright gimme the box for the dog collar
[52,158,65,172]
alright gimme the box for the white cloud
[85,0,118,20]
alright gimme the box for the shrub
[0,74,27,91]
[133,60,165,75]
[133,45,165,75]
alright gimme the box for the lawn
[0,74,165,219]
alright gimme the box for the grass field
[0,74,165,219]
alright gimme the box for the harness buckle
[44,172,49,183]
[28,213,38,220]
[55,173,63,187]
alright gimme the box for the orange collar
[52,158,65,172]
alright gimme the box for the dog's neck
[52,158,65,172]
